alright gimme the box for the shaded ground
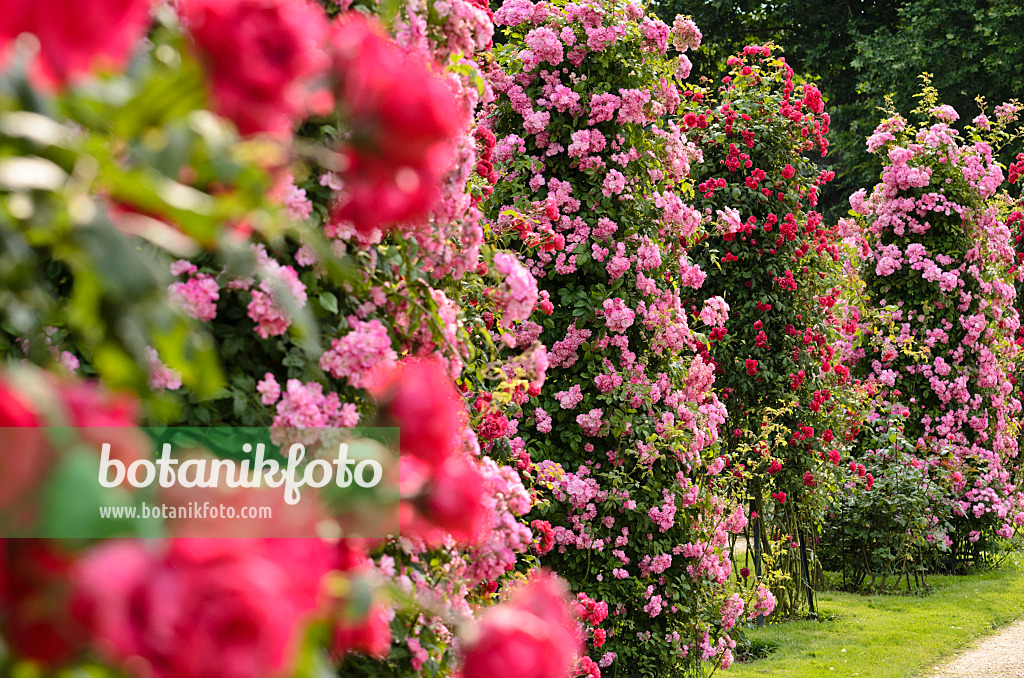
[928,621,1024,678]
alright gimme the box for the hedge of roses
[680,45,867,614]
[4,1,1024,678]
[484,3,775,675]
[845,87,1024,568]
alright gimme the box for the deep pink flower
[179,0,328,136]
[72,539,333,678]
[367,358,464,468]
[2,541,87,665]
[461,571,581,678]
[421,454,487,544]
[330,14,462,234]
[0,0,153,89]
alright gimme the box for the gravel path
[928,620,1024,678]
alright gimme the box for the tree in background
[650,0,1024,226]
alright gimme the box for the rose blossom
[461,571,580,678]
[178,0,328,136]
[0,0,153,89]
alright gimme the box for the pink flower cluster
[318,318,397,389]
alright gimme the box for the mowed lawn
[729,552,1024,678]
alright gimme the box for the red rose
[462,572,581,678]
[368,358,464,468]
[530,519,555,555]
[0,379,52,513]
[179,0,328,136]
[745,358,758,376]
[801,84,824,114]
[333,603,392,659]
[2,540,88,665]
[0,0,152,89]
[59,379,150,469]
[73,538,332,678]
[865,473,875,491]
[329,14,461,233]
[479,411,510,440]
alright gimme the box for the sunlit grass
[727,552,1024,678]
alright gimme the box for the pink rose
[462,571,581,678]
[421,454,486,544]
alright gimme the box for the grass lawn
[728,551,1024,678]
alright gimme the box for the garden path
[928,620,1024,678]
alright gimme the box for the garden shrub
[818,401,957,591]
[485,2,774,675]
[846,81,1024,568]
[681,44,864,616]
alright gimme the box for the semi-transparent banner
[0,427,399,538]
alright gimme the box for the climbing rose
[0,379,50,512]
[72,539,334,678]
[330,13,461,233]
[421,454,487,543]
[0,0,153,89]
[178,0,328,136]
[461,571,581,678]
[367,358,464,467]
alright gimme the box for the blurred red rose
[0,379,52,513]
[368,358,464,468]
[329,14,462,233]
[333,603,392,659]
[461,571,581,678]
[421,454,486,544]
[332,150,447,234]
[72,538,333,678]
[2,540,88,665]
[0,0,152,89]
[59,379,151,469]
[178,0,328,137]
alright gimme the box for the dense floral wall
[2,1,1023,678]
[0,0,581,676]
[846,87,1024,564]
[484,2,775,674]
[678,44,867,614]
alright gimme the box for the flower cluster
[486,2,758,673]
[848,93,1024,556]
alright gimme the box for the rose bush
[845,83,1024,567]
[681,45,865,615]
[485,2,774,674]
[0,0,583,676]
